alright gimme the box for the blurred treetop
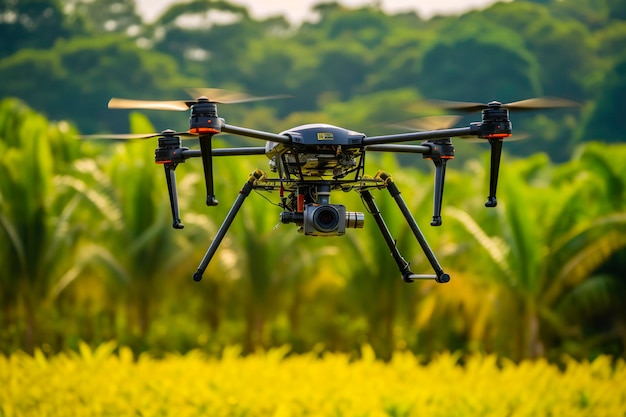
[0,0,624,159]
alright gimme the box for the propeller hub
[160,129,177,136]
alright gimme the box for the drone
[85,88,577,284]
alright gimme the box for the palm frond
[556,274,626,322]
[0,210,26,271]
[543,230,626,305]
[54,174,123,228]
[446,207,511,281]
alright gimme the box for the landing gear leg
[193,170,263,282]
[360,173,450,284]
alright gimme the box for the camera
[303,204,364,236]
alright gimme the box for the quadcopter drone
[87,88,577,284]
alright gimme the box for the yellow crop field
[1,342,625,417]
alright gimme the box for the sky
[135,0,506,24]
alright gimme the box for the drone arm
[222,124,292,144]
[364,144,431,154]
[193,170,264,282]
[181,147,266,159]
[362,126,474,146]
[366,141,454,227]
[212,147,266,156]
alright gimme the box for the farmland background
[1,0,626,374]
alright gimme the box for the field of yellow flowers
[1,342,625,417]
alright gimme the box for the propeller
[388,115,463,131]
[185,88,290,103]
[411,98,578,211]
[108,88,290,111]
[77,129,198,140]
[390,115,527,142]
[424,97,580,113]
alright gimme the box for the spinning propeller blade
[390,115,527,141]
[503,97,581,110]
[108,88,290,111]
[425,97,580,112]
[107,98,193,111]
[78,130,197,140]
[390,115,463,131]
[185,88,290,104]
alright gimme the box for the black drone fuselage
[141,98,518,284]
[266,123,365,179]
[101,89,577,285]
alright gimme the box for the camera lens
[313,206,340,232]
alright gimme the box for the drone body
[89,90,578,284]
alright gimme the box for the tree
[481,2,598,101]
[578,57,626,143]
[59,113,197,348]
[416,19,542,103]
[0,35,199,134]
[0,0,72,58]
[548,142,626,358]
[149,0,289,84]
[446,150,626,360]
[65,0,141,35]
[0,98,84,352]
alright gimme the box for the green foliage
[0,98,83,351]
[482,2,598,100]
[0,0,72,58]
[0,0,625,361]
[65,0,141,35]
[1,99,625,362]
[3,345,626,416]
[444,147,626,360]
[1,0,623,159]
[0,34,200,133]
[578,57,626,143]
[416,20,542,102]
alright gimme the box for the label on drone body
[317,132,334,141]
